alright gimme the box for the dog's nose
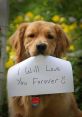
[36,44,47,53]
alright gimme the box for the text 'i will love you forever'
[7,56,74,96]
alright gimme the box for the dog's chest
[29,94,71,117]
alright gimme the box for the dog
[9,21,82,117]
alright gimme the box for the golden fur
[9,21,82,117]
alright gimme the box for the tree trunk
[0,0,8,115]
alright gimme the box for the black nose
[36,44,47,53]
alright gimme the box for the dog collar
[32,96,40,107]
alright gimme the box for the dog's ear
[10,23,28,62]
[54,24,69,57]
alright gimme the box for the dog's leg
[70,94,82,117]
[78,110,82,117]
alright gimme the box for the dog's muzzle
[36,44,47,54]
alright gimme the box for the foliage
[6,0,82,111]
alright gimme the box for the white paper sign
[7,55,74,97]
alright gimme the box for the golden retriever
[9,21,82,117]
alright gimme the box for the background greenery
[4,0,82,116]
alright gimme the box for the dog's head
[10,21,69,62]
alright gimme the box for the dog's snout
[36,44,47,53]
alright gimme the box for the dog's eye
[47,34,54,39]
[28,33,35,38]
